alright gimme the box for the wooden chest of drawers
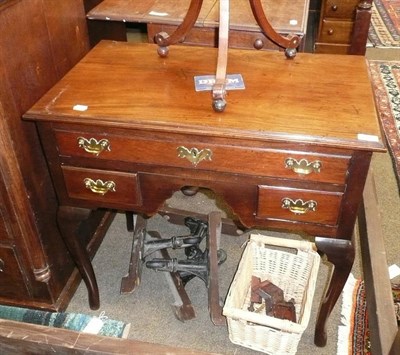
[315,0,372,54]
[23,40,384,346]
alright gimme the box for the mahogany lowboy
[24,41,385,347]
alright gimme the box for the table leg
[314,236,355,347]
[57,206,100,310]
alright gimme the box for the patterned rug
[368,0,400,47]
[0,305,130,338]
[337,274,400,354]
[368,60,400,190]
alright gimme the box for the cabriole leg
[314,236,355,347]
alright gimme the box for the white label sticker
[73,104,88,112]
[289,19,298,26]
[389,264,400,279]
[148,11,168,16]
[357,133,379,142]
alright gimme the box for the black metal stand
[121,211,227,325]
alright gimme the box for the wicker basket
[223,234,320,354]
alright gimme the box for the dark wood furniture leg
[349,0,373,55]
[314,236,355,347]
[125,211,134,232]
[207,211,226,325]
[120,214,147,294]
[57,206,100,310]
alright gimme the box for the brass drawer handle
[177,146,212,166]
[77,137,110,156]
[84,178,116,195]
[285,158,322,175]
[0,259,4,272]
[281,198,317,215]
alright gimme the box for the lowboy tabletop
[25,41,384,152]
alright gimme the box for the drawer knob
[281,198,317,215]
[327,28,334,35]
[177,146,212,166]
[285,158,322,175]
[77,137,111,156]
[254,38,264,50]
[331,5,338,11]
[84,178,116,195]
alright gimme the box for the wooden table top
[24,41,384,152]
[87,0,310,35]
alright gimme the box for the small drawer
[257,185,343,225]
[55,130,350,184]
[318,20,354,43]
[61,166,140,208]
[323,0,359,19]
[0,245,30,298]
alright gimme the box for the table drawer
[0,245,30,298]
[257,185,343,225]
[61,166,140,208]
[322,0,359,19]
[318,20,354,43]
[55,130,350,184]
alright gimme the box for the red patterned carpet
[368,61,400,190]
[338,275,400,354]
[369,0,400,47]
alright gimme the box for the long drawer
[55,130,350,184]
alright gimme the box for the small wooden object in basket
[223,234,320,354]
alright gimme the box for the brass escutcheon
[285,158,322,175]
[84,178,116,195]
[177,146,212,166]
[77,137,111,156]
[281,198,317,215]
